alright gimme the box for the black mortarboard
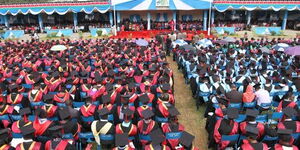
[142,109,154,119]
[9,84,18,91]
[179,131,195,147]
[71,71,78,76]
[122,108,134,116]
[128,82,136,89]
[277,129,293,135]
[105,83,113,91]
[169,107,180,117]
[0,128,9,139]
[101,94,111,104]
[245,109,259,118]
[11,76,19,81]
[98,108,110,116]
[52,71,59,78]
[95,74,102,83]
[245,126,259,139]
[107,70,115,76]
[282,107,297,118]
[115,133,128,146]
[49,125,63,131]
[80,71,88,77]
[58,108,70,120]
[161,83,171,91]
[43,94,54,102]
[150,129,165,145]
[139,94,150,104]
[20,124,35,136]
[20,107,31,116]
[217,97,228,106]
[227,108,239,119]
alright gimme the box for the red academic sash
[16,141,42,150]
[53,93,70,103]
[80,105,96,117]
[116,123,137,137]
[25,75,35,85]
[28,90,43,102]
[138,120,156,135]
[274,144,298,150]
[7,94,23,104]
[240,122,265,138]
[0,144,12,150]
[214,119,239,149]
[33,119,52,136]
[162,123,184,149]
[158,103,169,118]
[42,105,58,118]
[276,101,296,112]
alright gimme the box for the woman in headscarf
[243,85,255,103]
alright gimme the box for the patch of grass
[167,56,208,149]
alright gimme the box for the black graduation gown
[95,120,115,145]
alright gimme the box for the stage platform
[110,30,212,39]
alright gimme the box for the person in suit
[225,84,243,103]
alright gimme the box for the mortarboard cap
[101,94,111,104]
[150,129,165,145]
[115,133,128,146]
[49,125,63,131]
[0,128,9,135]
[122,108,134,116]
[20,124,35,136]
[217,97,228,106]
[20,107,31,116]
[9,84,18,91]
[95,74,102,83]
[98,108,110,116]
[105,83,113,91]
[52,71,59,78]
[161,83,171,91]
[142,109,154,119]
[227,108,239,119]
[107,70,115,76]
[179,131,195,147]
[282,107,297,118]
[277,129,293,135]
[169,106,180,117]
[139,94,150,104]
[245,109,259,118]
[128,82,136,89]
[58,108,70,120]
[11,76,19,82]
[43,94,54,102]
[245,126,259,139]
[80,71,88,77]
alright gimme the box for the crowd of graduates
[173,37,300,150]
[0,38,198,149]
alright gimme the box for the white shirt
[255,89,271,106]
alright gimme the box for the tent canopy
[114,0,212,11]
[214,1,300,12]
[0,2,110,15]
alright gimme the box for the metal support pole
[38,14,43,33]
[282,10,288,30]
[147,12,151,30]
[4,15,9,28]
[109,12,113,27]
[247,11,251,25]
[173,11,176,31]
[203,10,208,31]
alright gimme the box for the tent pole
[113,5,117,36]
[208,0,212,36]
